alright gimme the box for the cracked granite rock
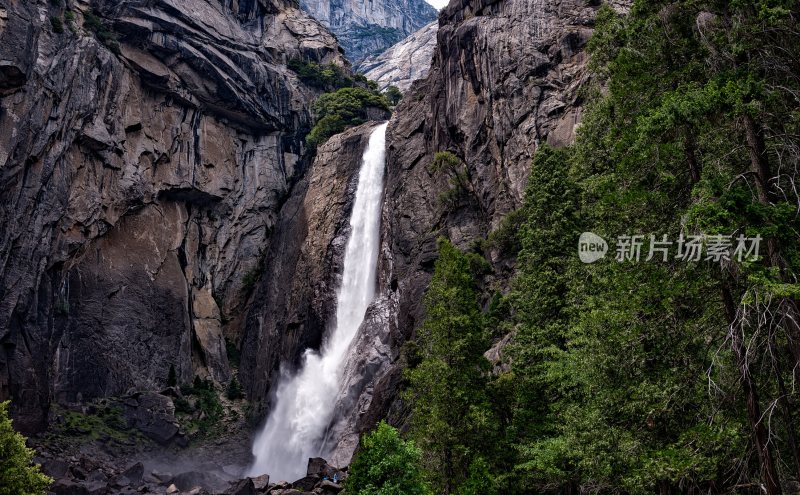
[0,0,344,432]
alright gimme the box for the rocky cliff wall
[300,0,437,63]
[0,0,344,432]
[383,0,621,343]
[293,0,635,467]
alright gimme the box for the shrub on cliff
[287,59,352,91]
[347,421,429,495]
[306,87,389,149]
[385,86,403,106]
[0,402,52,495]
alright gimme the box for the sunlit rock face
[0,0,344,432]
[358,21,438,92]
[300,0,438,64]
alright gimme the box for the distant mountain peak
[299,0,438,64]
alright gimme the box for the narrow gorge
[0,0,610,490]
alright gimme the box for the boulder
[51,480,108,495]
[40,458,70,478]
[318,480,343,493]
[305,458,331,478]
[169,471,227,492]
[251,474,270,491]
[81,482,108,495]
[291,475,319,491]
[51,480,85,495]
[122,462,144,485]
[151,469,173,483]
[225,478,256,495]
[122,393,179,444]
[110,475,131,489]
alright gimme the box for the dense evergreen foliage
[385,1,800,493]
[307,87,390,149]
[0,402,51,495]
[347,421,430,495]
[287,58,389,151]
[287,59,354,91]
[405,239,498,494]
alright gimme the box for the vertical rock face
[0,0,344,432]
[358,21,438,91]
[300,0,438,63]
[383,0,608,339]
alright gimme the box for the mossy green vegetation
[83,9,120,54]
[176,377,228,438]
[289,58,389,151]
[0,402,52,495]
[306,87,389,150]
[287,59,353,91]
[50,16,64,34]
[49,402,141,446]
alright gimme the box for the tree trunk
[722,285,783,495]
[684,127,701,184]
[769,331,800,479]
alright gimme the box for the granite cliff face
[382,0,623,337]
[0,0,344,432]
[358,21,438,91]
[300,0,438,64]
[1,0,630,477]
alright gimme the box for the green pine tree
[405,238,496,494]
[0,402,52,495]
[347,421,429,495]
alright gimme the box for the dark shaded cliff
[0,0,345,433]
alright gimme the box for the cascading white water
[248,122,388,481]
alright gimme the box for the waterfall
[248,122,389,481]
